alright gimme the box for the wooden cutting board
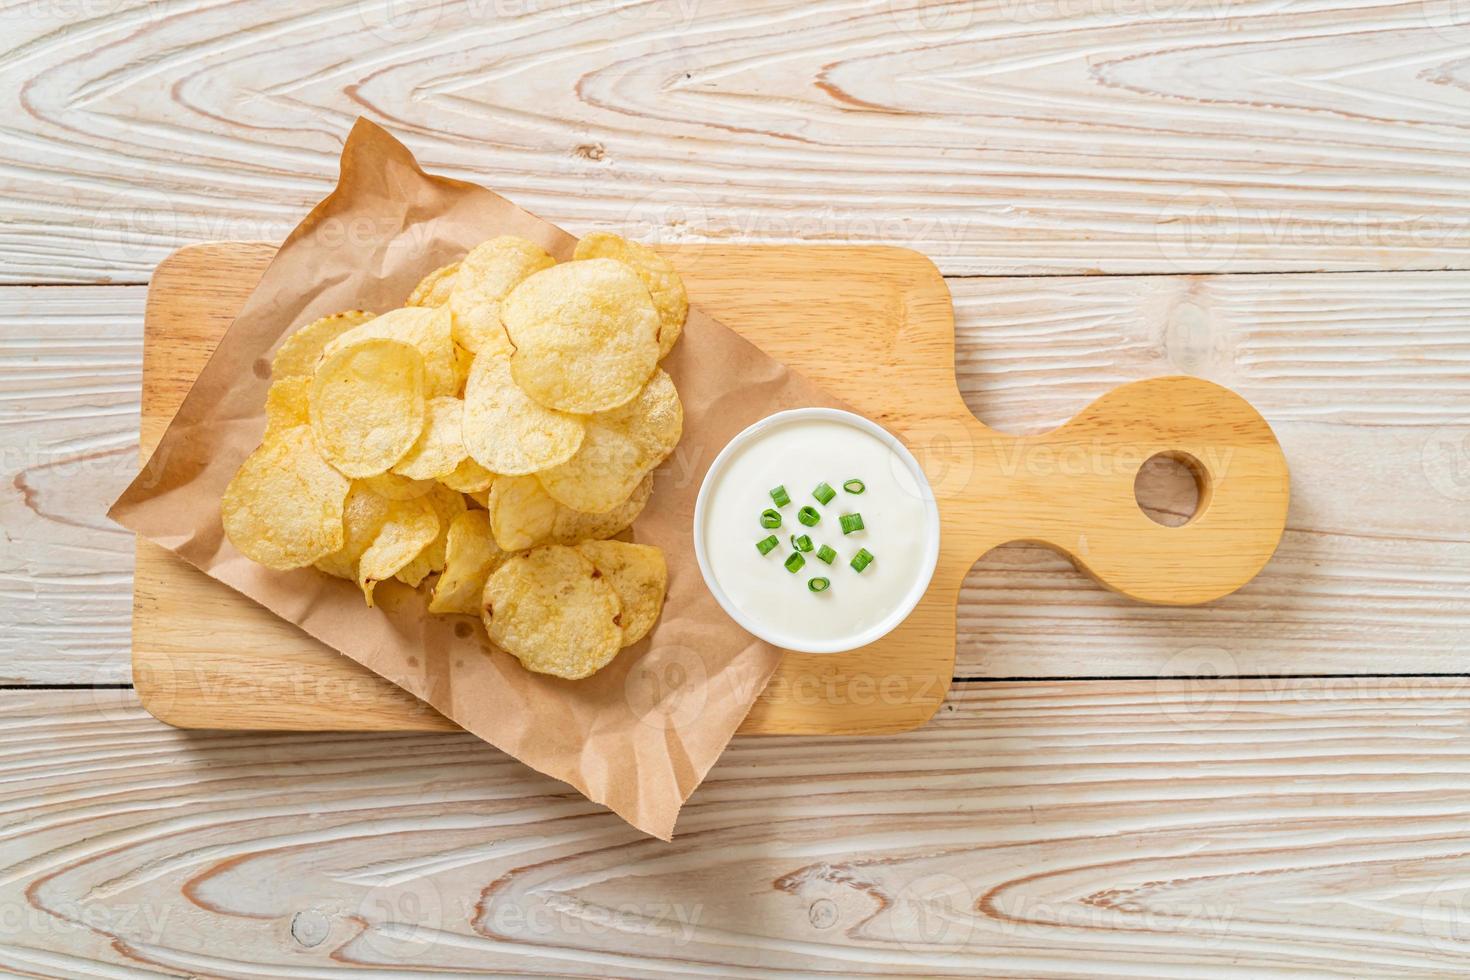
[132,242,1289,735]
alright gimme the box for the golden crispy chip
[358,493,440,606]
[462,352,585,476]
[538,424,633,514]
[467,488,489,509]
[222,426,349,570]
[314,474,448,584]
[448,236,554,355]
[362,473,435,501]
[573,233,687,358]
[325,306,457,397]
[392,396,467,480]
[453,343,473,395]
[271,310,376,380]
[395,483,467,587]
[314,481,393,580]
[502,259,659,413]
[486,474,557,551]
[407,262,460,308]
[576,540,667,646]
[536,369,681,513]
[309,339,426,478]
[483,545,623,680]
[438,456,496,493]
[499,471,650,550]
[262,376,311,441]
[428,511,506,615]
[549,473,652,544]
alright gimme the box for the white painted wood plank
[5,0,1470,284]
[958,273,1470,430]
[0,286,142,684]
[4,271,1467,683]
[6,684,1470,976]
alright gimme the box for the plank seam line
[11,265,1470,289]
[0,684,133,691]
[956,673,1470,683]
[942,266,1470,280]
[4,675,1470,693]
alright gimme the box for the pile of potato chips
[222,233,685,680]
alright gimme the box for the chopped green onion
[760,509,782,529]
[797,506,820,526]
[850,548,874,573]
[813,482,836,505]
[839,512,865,535]
[790,533,813,553]
[755,534,779,556]
[843,479,866,495]
[808,577,830,593]
[784,552,806,574]
[815,544,837,565]
[769,485,790,507]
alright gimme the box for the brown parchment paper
[109,119,851,840]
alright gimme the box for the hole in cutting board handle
[1134,451,1212,527]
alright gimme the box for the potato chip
[309,339,426,478]
[536,369,681,513]
[462,352,585,476]
[576,540,667,646]
[313,474,447,585]
[262,375,311,441]
[407,262,460,308]
[448,236,555,355]
[314,481,393,580]
[453,343,474,395]
[486,474,557,551]
[549,473,652,544]
[271,310,376,380]
[483,545,623,680]
[428,511,506,615]
[573,233,687,358]
[358,493,440,606]
[325,306,457,397]
[362,472,435,501]
[502,258,659,413]
[222,426,349,570]
[393,540,439,589]
[392,396,467,480]
[490,471,651,551]
[438,456,497,494]
[394,482,467,587]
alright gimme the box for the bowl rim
[691,407,942,655]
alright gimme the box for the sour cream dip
[694,408,940,654]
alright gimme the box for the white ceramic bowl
[692,407,941,654]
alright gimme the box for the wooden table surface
[3,1,1468,975]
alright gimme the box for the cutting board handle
[960,375,1290,605]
